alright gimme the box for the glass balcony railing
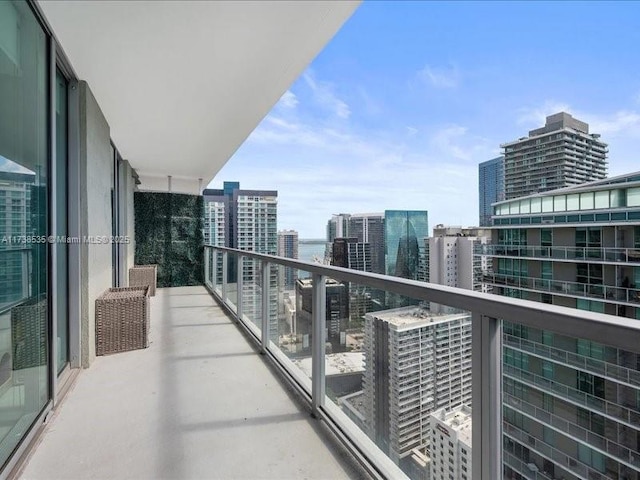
[204,245,640,480]
[477,244,640,264]
[483,272,640,305]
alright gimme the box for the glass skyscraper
[384,210,428,309]
[478,156,505,227]
[384,210,429,281]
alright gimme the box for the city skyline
[210,1,640,238]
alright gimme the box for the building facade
[331,237,373,325]
[363,307,472,469]
[424,225,492,313]
[277,229,298,289]
[479,156,505,226]
[295,277,349,352]
[502,112,608,200]
[429,405,472,480]
[0,170,34,308]
[484,172,640,480]
[349,213,385,274]
[203,182,279,338]
[384,210,429,308]
[326,212,385,274]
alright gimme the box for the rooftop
[292,352,365,377]
[366,307,470,330]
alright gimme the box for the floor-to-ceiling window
[0,0,50,467]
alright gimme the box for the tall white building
[423,225,491,313]
[363,307,472,467]
[203,200,225,247]
[429,405,472,480]
[203,182,278,339]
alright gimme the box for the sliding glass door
[0,0,50,467]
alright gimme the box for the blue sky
[211,1,640,239]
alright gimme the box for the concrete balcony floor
[20,286,366,480]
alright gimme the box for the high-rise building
[331,237,373,324]
[363,307,472,468]
[203,182,278,338]
[277,229,298,289]
[295,277,349,352]
[349,213,385,274]
[385,210,429,280]
[384,210,429,308]
[502,112,608,200]
[429,405,472,480]
[484,172,640,480]
[326,213,351,243]
[331,237,371,271]
[0,169,33,308]
[478,156,505,226]
[423,225,492,313]
[325,213,385,274]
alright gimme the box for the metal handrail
[204,245,640,480]
[206,245,640,353]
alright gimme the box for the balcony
[479,244,640,265]
[20,286,365,479]
[196,246,640,480]
[483,272,640,306]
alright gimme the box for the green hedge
[134,192,204,288]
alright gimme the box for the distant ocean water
[298,239,327,264]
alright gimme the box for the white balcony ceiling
[38,0,359,191]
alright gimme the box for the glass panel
[627,187,640,207]
[594,190,609,209]
[224,253,238,313]
[509,202,519,214]
[213,251,223,295]
[553,195,566,212]
[580,192,594,210]
[519,199,530,214]
[0,0,49,465]
[566,194,580,211]
[530,197,542,213]
[542,196,553,212]
[610,189,625,208]
[326,288,472,479]
[55,69,68,373]
[237,258,278,341]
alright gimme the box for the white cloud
[302,71,351,119]
[215,107,497,237]
[429,124,493,162]
[406,126,418,136]
[358,87,382,116]
[516,100,571,126]
[417,64,460,89]
[518,101,640,138]
[582,111,640,137]
[277,90,298,109]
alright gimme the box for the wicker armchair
[95,286,149,355]
[129,265,157,296]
